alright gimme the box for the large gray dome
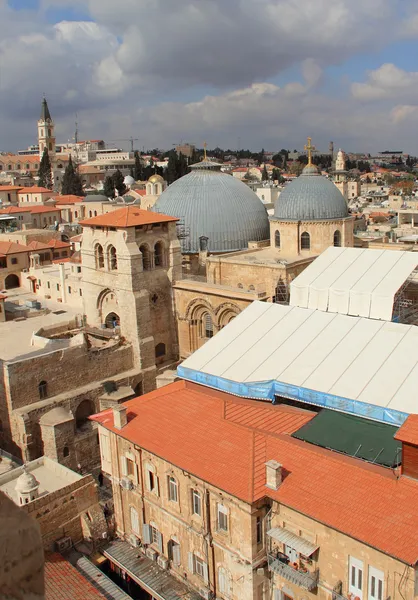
[154,161,269,253]
[274,165,348,221]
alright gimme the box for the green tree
[103,175,115,199]
[61,156,84,196]
[134,151,143,181]
[262,165,269,181]
[166,151,178,184]
[112,169,127,196]
[272,168,283,182]
[38,148,53,190]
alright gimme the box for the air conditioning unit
[146,548,158,561]
[55,536,72,553]
[129,534,140,548]
[120,477,133,490]
[199,588,212,600]
[157,555,168,570]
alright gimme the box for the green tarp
[292,409,401,467]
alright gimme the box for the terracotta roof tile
[44,553,106,599]
[0,206,32,214]
[55,195,84,205]
[0,241,31,254]
[80,206,178,228]
[30,206,61,214]
[18,187,56,194]
[47,239,70,249]
[394,415,418,445]
[92,380,418,565]
[0,186,23,191]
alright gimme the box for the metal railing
[268,555,318,591]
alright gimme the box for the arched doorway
[75,399,96,430]
[5,274,20,289]
[105,312,120,328]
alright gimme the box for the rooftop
[0,456,81,504]
[0,240,31,255]
[394,414,418,445]
[79,206,178,228]
[92,380,418,565]
[18,187,56,194]
[45,553,107,600]
[54,195,85,205]
[29,206,62,214]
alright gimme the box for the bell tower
[38,97,56,162]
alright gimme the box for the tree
[112,169,127,196]
[61,156,84,196]
[103,175,115,199]
[134,151,143,181]
[166,151,178,184]
[262,165,269,181]
[38,148,53,190]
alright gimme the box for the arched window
[333,230,341,247]
[301,231,310,250]
[89,210,92,217]
[49,143,52,151]
[94,211,97,217]
[95,244,104,269]
[39,381,48,399]
[17,164,21,170]
[48,129,51,137]
[63,447,69,457]
[275,230,281,248]
[155,343,166,358]
[201,313,214,339]
[109,245,117,270]
[75,399,95,430]
[140,244,151,270]
[154,241,164,267]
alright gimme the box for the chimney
[265,460,282,490]
[113,405,127,430]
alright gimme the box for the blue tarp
[177,366,408,427]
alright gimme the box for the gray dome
[154,161,269,253]
[83,194,109,203]
[274,165,348,221]
[15,469,39,493]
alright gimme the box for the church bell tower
[38,97,56,162]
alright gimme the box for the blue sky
[2,0,418,153]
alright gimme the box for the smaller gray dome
[83,194,109,203]
[274,164,348,221]
[15,468,39,494]
[124,175,135,186]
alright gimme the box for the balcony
[268,555,318,591]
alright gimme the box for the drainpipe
[297,220,301,255]
[59,263,67,303]
[137,446,147,526]
[205,489,217,598]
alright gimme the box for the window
[256,516,263,545]
[155,343,166,358]
[217,504,228,531]
[38,381,48,399]
[130,506,140,534]
[192,489,202,516]
[301,231,310,250]
[369,567,384,600]
[154,241,164,267]
[47,281,50,289]
[146,465,159,495]
[68,286,71,294]
[349,557,363,599]
[333,230,341,247]
[79,289,83,296]
[56,283,60,291]
[168,476,178,502]
[150,525,159,545]
[11,257,18,265]
[218,567,232,597]
[63,446,69,457]
[275,230,281,248]
[169,539,181,566]
[95,244,104,269]
[201,313,213,339]
[194,555,206,579]
[140,244,151,270]
[127,458,136,478]
[109,245,117,270]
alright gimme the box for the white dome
[15,469,39,494]
[124,175,135,186]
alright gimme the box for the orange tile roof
[92,380,418,565]
[26,241,52,251]
[48,239,70,249]
[394,415,418,445]
[0,186,23,191]
[44,553,106,599]
[30,206,61,214]
[55,195,84,205]
[0,206,32,214]
[70,234,82,243]
[79,206,178,228]
[18,187,56,194]
[0,241,31,255]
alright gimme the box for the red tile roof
[30,206,62,214]
[80,206,178,228]
[18,187,56,194]
[394,415,418,445]
[55,195,84,205]
[0,206,32,214]
[44,553,106,599]
[92,380,418,565]
[27,241,52,251]
[48,239,70,249]
[0,241,31,255]
[0,186,23,191]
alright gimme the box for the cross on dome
[304,137,316,166]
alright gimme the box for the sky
[2,0,418,154]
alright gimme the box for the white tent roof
[179,302,418,422]
[289,247,418,321]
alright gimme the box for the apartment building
[92,380,418,600]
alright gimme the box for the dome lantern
[15,466,40,505]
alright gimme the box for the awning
[267,527,319,557]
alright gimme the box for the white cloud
[351,64,418,101]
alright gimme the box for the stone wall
[21,474,106,551]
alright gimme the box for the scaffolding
[392,269,418,324]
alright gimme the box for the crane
[109,137,139,153]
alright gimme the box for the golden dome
[148,174,165,184]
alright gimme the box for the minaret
[335,148,346,172]
[38,97,56,162]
